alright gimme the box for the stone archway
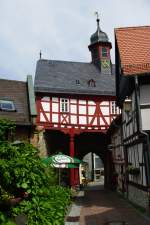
[74,132,108,186]
[82,152,104,183]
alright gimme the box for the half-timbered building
[114,26,150,209]
[34,18,119,186]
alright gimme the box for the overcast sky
[0,0,150,81]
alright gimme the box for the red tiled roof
[115,26,150,75]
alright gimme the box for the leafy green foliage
[0,119,71,224]
[0,119,15,142]
[126,165,140,175]
[12,186,71,225]
[0,212,15,225]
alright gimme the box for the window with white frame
[111,101,118,114]
[0,100,15,111]
[60,98,69,112]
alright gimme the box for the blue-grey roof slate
[34,59,116,96]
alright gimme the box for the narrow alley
[66,182,150,225]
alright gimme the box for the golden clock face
[101,59,110,69]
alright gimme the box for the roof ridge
[115,25,150,31]
[38,59,91,65]
[0,78,26,83]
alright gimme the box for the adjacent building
[0,75,37,141]
[110,26,150,209]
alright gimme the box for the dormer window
[60,98,69,113]
[102,47,108,58]
[88,79,96,87]
[0,100,15,111]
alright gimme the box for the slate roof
[0,79,30,125]
[34,59,116,96]
[115,26,150,76]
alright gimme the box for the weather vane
[39,50,42,59]
[94,11,100,21]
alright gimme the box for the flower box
[126,165,140,175]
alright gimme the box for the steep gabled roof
[34,59,116,96]
[115,26,150,76]
[0,79,30,125]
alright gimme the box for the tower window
[102,47,108,57]
[60,98,69,113]
[92,48,99,60]
[0,100,15,111]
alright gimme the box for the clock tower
[88,14,112,74]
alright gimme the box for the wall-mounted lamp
[123,97,132,112]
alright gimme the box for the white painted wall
[140,85,150,104]
[140,85,150,130]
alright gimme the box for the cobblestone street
[79,183,150,225]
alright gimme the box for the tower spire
[39,50,42,60]
[94,11,100,30]
[88,13,112,74]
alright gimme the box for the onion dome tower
[88,13,112,74]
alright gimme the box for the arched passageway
[82,153,104,183]
[44,129,110,187]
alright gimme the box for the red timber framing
[36,95,120,132]
[36,95,120,186]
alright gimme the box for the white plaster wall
[140,85,150,130]
[141,108,150,130]
[42,96,50,101]
[70,105,77,113]
[105,117,110,125]
[71,115,77,124]
[79,105,86,114]
[41,102,50,111]
[100,118,105,125]
[79,116,86,125]
[88,107,95,115]
[101,107,109,115]
[88,100,95,105]
[70,99,77,103]
[52,103,58,112]
[40,113,46,122]
[79,100,86,105]
[52,114,58,123]
[52,97,58,102]
[140,85,150,104]
[100,101,109,106]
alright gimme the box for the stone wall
[30,126,48,157]
[128,185,149,209]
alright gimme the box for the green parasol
[42,153,81,185]
[42,152,81,166]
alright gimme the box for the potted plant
[126,165,140,175]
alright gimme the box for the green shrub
[0,119,71,224]
[12,186,71,225]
